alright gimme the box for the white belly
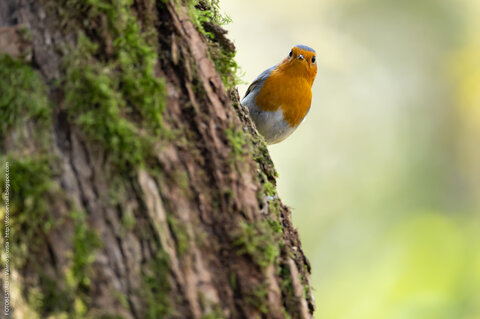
[247,107,296,145]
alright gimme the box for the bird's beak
[297,54,304,60]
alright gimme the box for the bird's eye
[289,50,293,58]
[311,56,316,63]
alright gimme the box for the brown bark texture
[0,0,315,318]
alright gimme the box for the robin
[241,45,317,144]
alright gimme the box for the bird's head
[278,45,317,84]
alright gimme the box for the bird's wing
[243,65,276,98]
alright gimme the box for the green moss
[299,272,313,311]
[0,156,81,316]
[68,210,102,293]
[187,0,240,88]
[108,180,136,235]
[33,209,100,318]
[98,315,127,319]
[173,169,190,194]
[264,181,276,197]
[201,308,226,319]
[108,177,127,206]
[225,127,248,162]
[188,0,231,29]
[198,292,226,319]
[0,54,51,141]
[0,154,104,316]
[279,263,294,296]
[207,42,239,89]
[141,250,172,318]
[18,208,102,318]
[245,282,269,314]
[277,261,301,318]
[167,216,190,256]
[27,274,74,316]
[121,208,136,232]
[251,138,270,163]
[60,0,167,171]
[228,272,237,291]
[64,33,164,170]
[282,308,293,319]
[0,156,56,251]
[250,133,278,179]
[255,171,279,205]
[267,218,283,234]
[114,291,129,310]
[233,220,280,269]
[268,200,282,217]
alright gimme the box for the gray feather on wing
[243,65,276,99]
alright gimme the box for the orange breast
[255,69,312,127]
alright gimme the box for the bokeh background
[221,0,480,318]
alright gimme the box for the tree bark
[0,1,314,318]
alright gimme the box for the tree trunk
[0,1,314,318]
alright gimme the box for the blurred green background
[222,0,480,318]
